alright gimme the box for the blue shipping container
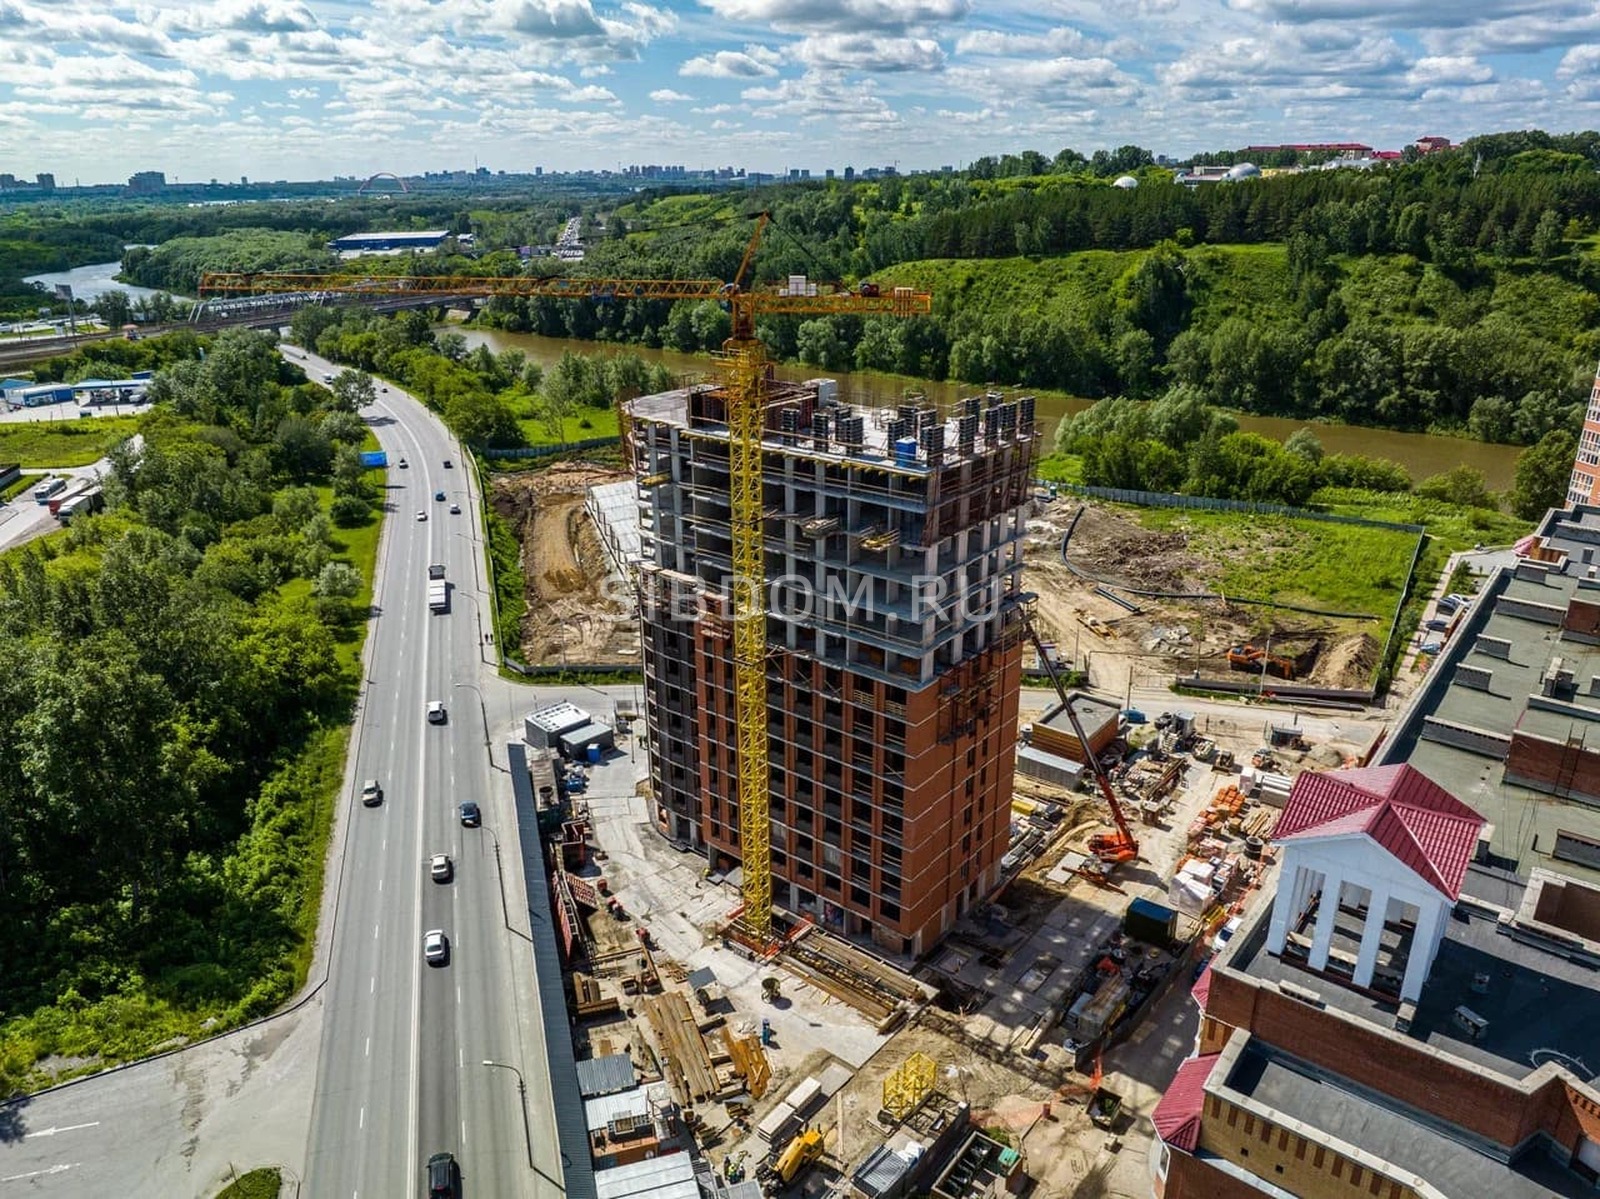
[359,451,388,468]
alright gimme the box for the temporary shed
[526,702,591,749]
[559,721,615,758]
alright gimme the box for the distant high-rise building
[35,173,53,191]
[843,166,855,180]
[1567,360,1600,506]
[127,171,166,193]
[0,174,16,189]
[241,176,248,186]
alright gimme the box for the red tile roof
[1273,765,1485,898]
[1190,961,1212,1011]
[1152,1054,1219,1152]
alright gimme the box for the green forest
[0,329,384,1093]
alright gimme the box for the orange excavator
[1020,597,1139,870]
[1227,643,1295,680]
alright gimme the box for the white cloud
[680,45,781,77]
[698,0,971,32]
[955,26,1091,57]
[1406,55,1493,87]
[795,34,945,72]
[649,87,693,101]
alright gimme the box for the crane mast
[201,231,931,942]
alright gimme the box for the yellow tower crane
[198,222,931,942]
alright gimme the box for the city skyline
[0,0,1596,184]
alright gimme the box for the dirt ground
[1026,502,1381,695]
[489,462,639,665]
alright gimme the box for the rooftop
[627,383,1041,476]
[1226,1045,1592,1198]
[1035,693,1121,739]
[1380,504,1600,889]
[527,701,592,734]
[1231,885,1600,1083]
[1274,765,1485,899]
[593,1152,697,1199]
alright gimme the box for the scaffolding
[883,1051,938,1121]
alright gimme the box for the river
[23,260,166,303]
[446,325,1523,492]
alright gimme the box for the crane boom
[1017,594,1138,866]
[200,242,932,943]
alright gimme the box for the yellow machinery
[769,1127,824,1184]
[881,1050,937,1120]
[199,226,930,943]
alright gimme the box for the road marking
[359,1106,365,1130]
[365,1036,370,1057]
[23,1122,99,1138]
[457,985,462,1006]
[374,922,380,940]
[1,1164,77,1181]
[370,976,375,994]
[458,1047,463,1069]
[378,877,383,893]
[461,1120,467,1147]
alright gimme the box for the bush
[329,494,371,527]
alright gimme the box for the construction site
[1024,502,1407,700]
[499,356,1386,1199]
[489,461,643,666]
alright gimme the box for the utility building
[628,379,1039,954]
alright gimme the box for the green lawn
[515,405,620,446]
[0,414,142,467]
[213,1167,280,1199]
[0,473,33,502]
[1129,507,1422,619]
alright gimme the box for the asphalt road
[296,350,533,1199]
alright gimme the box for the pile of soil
[1306,632,1380,689]
[1058,505,1205,593]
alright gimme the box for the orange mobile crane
[199,220,929,944]
[1020,595,1139,870]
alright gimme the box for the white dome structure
[1225,162,1261,180]
[1112,174,1139,189]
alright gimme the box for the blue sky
[0,0,1596,184]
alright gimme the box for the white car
[427,701,447,724]
[416,510,428,522]
[423,929,449,965]
[430,854,453,883]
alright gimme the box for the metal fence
[1062,484,1424,534]
[481,436,620,460]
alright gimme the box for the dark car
[434,490,446,501]
[460,801,481,828]
[427,1151,457,1197]
[443,459,452,468]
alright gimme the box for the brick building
[1566,364,1600,507]
[1151,504,1600,1198]
[627,379,1037,954]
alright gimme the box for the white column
[1401,898,1445,1002]
[1266,864,1302,955]
[1308,873,1342,972]
[1353,888,1391,989]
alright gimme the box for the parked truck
[56,486,102,523]
[47,478,91,516]
[428,565,449,613]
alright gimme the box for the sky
[0,0,1596,184]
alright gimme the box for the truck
[428,579,449,613]
[56,486,102,523]
[47,479,91,516]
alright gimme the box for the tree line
[0,328,382,1093]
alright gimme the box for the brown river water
[447,326,1524,492]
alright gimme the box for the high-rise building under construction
[627,376,1039,955]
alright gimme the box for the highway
[297,347,535,1199]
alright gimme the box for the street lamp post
[482,1060,534,1170]
[454,680,505,773]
